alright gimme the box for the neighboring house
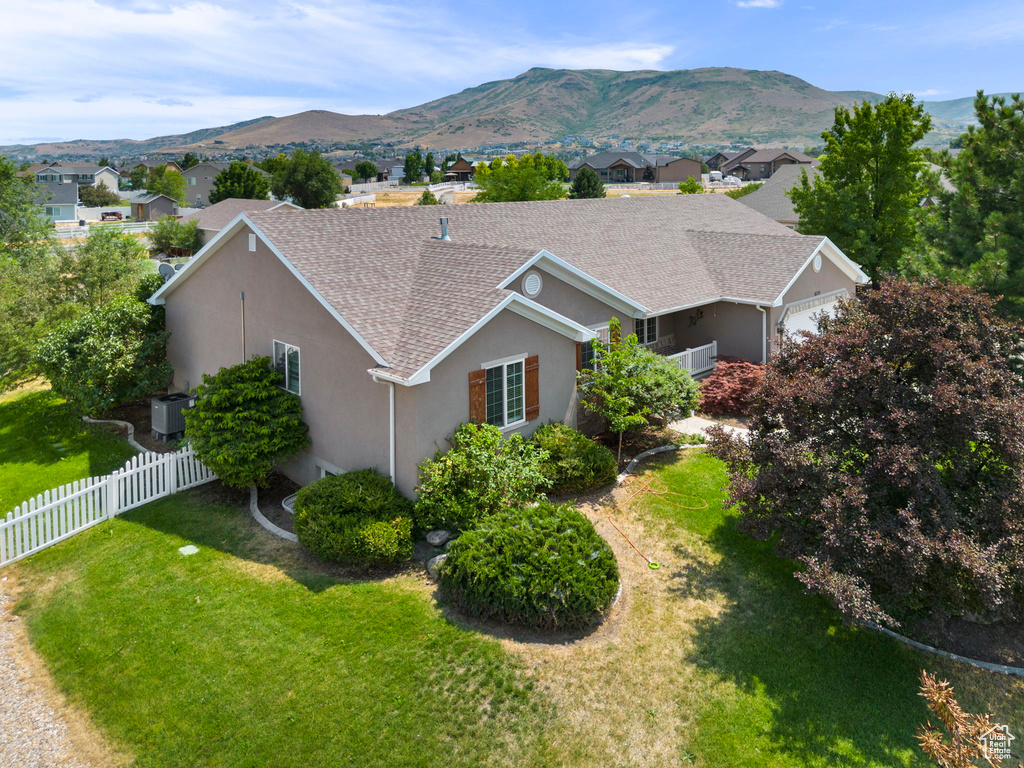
[704,150,750,171]
[721,149,813,181]
[737,164,820,229]
[133,194,177,221]
[34,181,79,224]
[182,162,270,207]
[568,151,702,184]
[125,160,183,177]
[920,163,956,207]
[443,158,476,182]
[178,198,302,243]
[338,161,392,182]
[32,164,120,194]
[150,195,869,497]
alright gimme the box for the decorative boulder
[426,529,452,547]
[426,553,448,581]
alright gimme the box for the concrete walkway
[669,415,749,438]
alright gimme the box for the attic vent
[813,253,822,272]
[523,271,543,297]
[248,234,257,252]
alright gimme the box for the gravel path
[0,584,90,768]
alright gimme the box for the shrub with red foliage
[698,357,765,416]
[707,279,1024,629]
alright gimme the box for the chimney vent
[439,217,451,241]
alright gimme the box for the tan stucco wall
[163,226,391,489]
[769,251,858,337]
[393,309,579,495]
[522,268,621,328]
[655,158,702,183]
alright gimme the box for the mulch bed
[596,426,679,470]
[904,615,1024,667]
[257,472,300,534]
[99,399,178,454]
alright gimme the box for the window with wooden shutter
[524,355,539,421]
[468,369,487,422]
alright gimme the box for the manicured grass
[13,489,547,767]
[0,383,137,511]
[636,450,1024,767]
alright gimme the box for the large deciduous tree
[920,91,1024,319]
[146,167,187,204]
[707,278,1024,629]
[208,160,270,204]
[35,293,171,415]
[473,161,566,203]
[789,93,932,280]
[568,168,605,199]
[185,356,310,488]
[78,182,121,207]
[402,150,423,183]
[270,150,342,209]
[353,160,378,182]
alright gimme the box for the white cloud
[917,89,949,97]
[736,0,781,7]
[0,0,677,143]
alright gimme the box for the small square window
[634,317,658,345]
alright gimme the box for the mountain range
[3,68,1011,158]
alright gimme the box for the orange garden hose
[607,473,709,570]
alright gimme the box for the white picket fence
[0,445,216,567]
[667,340,718,377]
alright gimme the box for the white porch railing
[667,340,718,377]
[0,445,216,567]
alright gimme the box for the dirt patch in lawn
[257,471,300,535]
[594,425,679,469]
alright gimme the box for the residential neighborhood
[0,2,1022,768]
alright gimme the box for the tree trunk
[617,431,623,467]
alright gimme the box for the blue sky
[0,0,1021,144]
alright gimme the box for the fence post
[167,451,178,495]
[105,472,118,519]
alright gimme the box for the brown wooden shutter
[468,369,487,423]
[575,342,583,372]
[525,355,540,421]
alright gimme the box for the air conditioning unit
[151,393,193,442]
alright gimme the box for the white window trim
[316,458,345,478]
[273,339,301,396]
[482,355,527,431]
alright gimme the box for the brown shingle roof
[246,196,825,379]
[179,198,299,231]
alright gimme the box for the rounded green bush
[440,502,619,630]
[533,422,617,495]
[293,469,414,565]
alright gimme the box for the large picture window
[634,317,658,345]
[484,358,525,428]
[273,340,300,395]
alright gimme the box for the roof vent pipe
[439,216,451,241]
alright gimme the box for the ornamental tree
[578,318,700,463]
[35,294,171,415]
[185,356,310,488]
[568,168,605,199]
[209,160,270,204]
[677,177,703,194]
[707,278,1024,629]
[78,182,121,207]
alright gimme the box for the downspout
[372,375,396,485]
[239,291,246,361]
[756,305,767,363]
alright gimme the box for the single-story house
[178,198,302,244]
[704,150,750,171]
[34,181,79,224]
[444,158,475,182]
[721,149,814,181]
[133,194,177,221]
[568,151,702,184]
[150,195,868,497]
[183,162,271,208]
[31,164,120,194]
[338,161,392,183]
[737,164,820,229]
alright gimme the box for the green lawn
[636,450,1024,767]
[13,489,547,768]
[0,384,137,511]
[6,384,1022,767]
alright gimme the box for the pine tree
[568,168,605,199]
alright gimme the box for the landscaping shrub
[414,422,548,531]
[440,502,619,630]
[533,422,617,495]
[698,357,764,416]
[293,469,414,565]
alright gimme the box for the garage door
[781,293,846,339]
